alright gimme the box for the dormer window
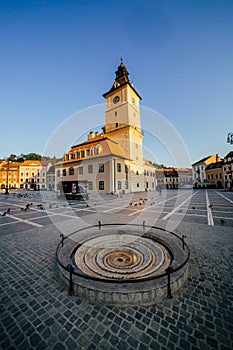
[94,145,102,155]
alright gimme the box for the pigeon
[220,219,225,225]
[209,204,212,208]
[6,208,10,213]
[192,206,195,209]
[2,212,6,216]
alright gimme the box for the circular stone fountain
[74,234,171,280]
[56,225,190,305]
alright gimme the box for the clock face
[113,96,120,104]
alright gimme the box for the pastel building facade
[222,151,233,189]
[18,160,52,190]
[0,160,20,190]
[55,60,156,195]
[192,154,222,186]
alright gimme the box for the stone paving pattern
[0,217,233,350]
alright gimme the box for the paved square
[0,189,232,349]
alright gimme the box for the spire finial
[120,55,124,64]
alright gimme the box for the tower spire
[102,59,142,100]
[114,58,129,85]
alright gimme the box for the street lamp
[227,132,233,145]
[5,158,9,194]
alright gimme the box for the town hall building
[55,59,158,195]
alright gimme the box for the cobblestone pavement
[0,192,233,349]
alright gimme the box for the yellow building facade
[0,160,51,191]
[205,162,223,188]
[0,160,20,190]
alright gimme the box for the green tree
[25,153,41,160]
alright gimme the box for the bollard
[98,221,101,230]
[67,264,74,295]
[181,235,186,250]
[143,221,145,230]
[166,266,173,299]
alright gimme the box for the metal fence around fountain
[56,222,190,299]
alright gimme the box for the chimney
[95,131,99,137]
[89,131,94,139]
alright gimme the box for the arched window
[69,167,74,176]
[62,169,66,176]
[99,163,104,173]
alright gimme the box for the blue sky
[0,0,232,167]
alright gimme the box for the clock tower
[103,59,144,192]
[103,58,142,134]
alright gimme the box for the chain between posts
[60,234,64,247]
[182,235,186,250]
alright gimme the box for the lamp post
[5,158,9,194]
[227,133,233,145]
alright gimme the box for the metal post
[98,221,101,230]
[5,158,9,195]
[67,264,74,295]
[166,266,173,299]
[143,221,145,230]
[181,235,186,250]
